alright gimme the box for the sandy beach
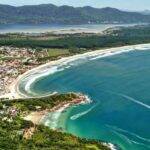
[24,110,48,125]
[1,43,150,100]
[24,94,91,125]
[24,96,117,150]
[1,44,146,150]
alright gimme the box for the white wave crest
[112,130,132,144]
[90,48,133,60]
[130,139,150,148]
[70,103,99,120]
[22,58,89,96]
[112,130,150,148]
[44,104,70,129]
[19,43,150,97]
[83,95,93,104]
[106,124,150,143]
[25,66,62,95]
[120,94,150,109]
[44,112,61,129]
[106,90,150,110]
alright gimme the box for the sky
[0,0,150,11]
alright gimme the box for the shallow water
[20,49,150,150]
[0,23,137,33]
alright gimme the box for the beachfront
[1,43,150,100]
[1,43,150,150]
[0,46,49,97]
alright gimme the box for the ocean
[19,46,150,150]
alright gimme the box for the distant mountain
[0,4,150,24]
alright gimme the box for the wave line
[70,103,99,120]
[106,124,150,143]
[120,94,150,109]
[105,90,150,110]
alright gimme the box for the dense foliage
[0,94,110,150]
[1,25,150,51]
[3,93,78,112]
[0,119,110,150]
[0,4,150,24]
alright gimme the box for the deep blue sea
[20,49,150,150]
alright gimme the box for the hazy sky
[0,0,150,11]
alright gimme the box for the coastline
[14,43,150,150]
[0,23,136,34]
[2,43,150,100]
[23,94,118,150]
[24,94,91,125]
[1,44,147,150]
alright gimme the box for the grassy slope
[0,120,110,150]
[47,49,70,57]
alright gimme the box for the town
[0,46,49,96]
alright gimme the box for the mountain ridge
[0,4,150,24]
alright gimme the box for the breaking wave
[119,94,150,110]
[106,90,150,110]
[19,43,150,97]
[112,130,150,149]
[42,104,70,129]
[106,124,150,143]
[70,102,100,120]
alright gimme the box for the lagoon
[0,23,138,34]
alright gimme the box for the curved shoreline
[2,44,150,150]
[1,43,150,100]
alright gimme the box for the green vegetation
[3,93,78,112]
[0,119,110,150]
[0,4,150,24]
[1,25,150,51]
[1,25,149,150]
[47,49,70,57]
[0,94,110,150]
[37,48,71,62]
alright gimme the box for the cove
[19,48,150,150]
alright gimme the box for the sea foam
[18,43,150,97]
[106,90,150,110]
[106,124,150,143]
[43,104,70,129]
[70,102,99,120]
[111,130,150,149]
[120,94,150,110]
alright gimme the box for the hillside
[0,94,111,150]
[0,4,150,24]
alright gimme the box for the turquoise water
[20,50,150,150]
